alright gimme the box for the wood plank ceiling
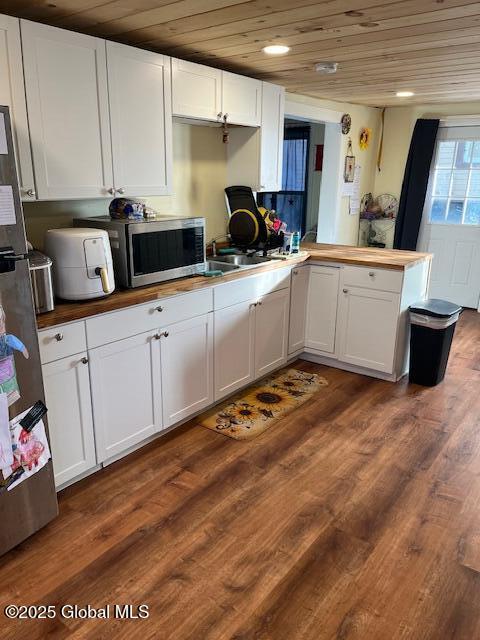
[3,0,480,107]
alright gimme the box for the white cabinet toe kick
[39,259,429,490]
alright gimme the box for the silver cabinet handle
[25,188,36,198]
[224,113,229,119]
[163,331,169,338]
[54,333,64,342]
[107,187,115,195]
[368,271,375,277]
[154,333,161,340]
[293,269,298,275]
[250,302,257,308]
[217,112,223,119]
[154,331,169,339]
[257,301,262,306]
[81,357,89,365]
[117,187,125,195]
[343,288,349,294]
[155,306,163,312]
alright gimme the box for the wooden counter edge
[36,248,432,330]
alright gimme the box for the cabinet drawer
[86,288,213,349]
[38,321,87,364]
[342,266,403,293]
[214,267,290,310]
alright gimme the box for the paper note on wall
[349,165,362,215]
[0,186,16,226]
[0,113,7,155]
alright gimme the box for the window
[428,131,480,225]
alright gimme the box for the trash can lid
[409,298,462,318]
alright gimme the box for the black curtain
[393,118,439,250]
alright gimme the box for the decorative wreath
[359,127,372,150]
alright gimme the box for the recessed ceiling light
[315,61,338,74]
[396,91,414,97]
[262,44,290,55]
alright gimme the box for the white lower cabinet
[288,266,310,354]
[254,288,289,378]
[42,353,96,487]
[336,286,400,374]
[214,300,255,401]
[89,331,162,463]
[305,266,340,354]
[160,313,214,428]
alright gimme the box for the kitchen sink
[211,254,272,266]
[205,260,241,273]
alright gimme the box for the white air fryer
[45,228,115,300]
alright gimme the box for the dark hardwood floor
[1,311,479,639]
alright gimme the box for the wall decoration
[315,144,324,171]
[344,138,355,182]
[341,113,351,135]
[359,127,372,150]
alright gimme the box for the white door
[172,58,222,122]
[419,126,480,309]
[305,266,340,354]
[89,331,162,463]
[0,15,35,200]
[259,82,285,191]
[21,20,113,200]
[288,266,310,354]
[222,72,261,127]
[160,314,213,427]
[42,353,96,488]
[107,42,172,196]
[214,299,256,400]
[337,286,400,374]
[255,288,289,378]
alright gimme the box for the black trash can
[409,299,462,386]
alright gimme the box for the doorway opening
[258,118,325,240]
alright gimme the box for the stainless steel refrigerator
[0,106,58,556]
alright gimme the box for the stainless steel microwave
[74,216,206,288]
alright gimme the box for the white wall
[374,101,480,199]
[286,93,382,245]
[305,123,325,234]
[24,122,228,250]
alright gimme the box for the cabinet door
[172,58,221,121]
[214,300,255,400]
[255,288,289,378]
[160,314,213,427]
[259,82,285,191]
[305,266,340,354]
[89,331,162,463]
[42,353,96,487]
[222,72,261,127]
[288,266,310,354]
[337,287,400,374]
[107,42,172,196]
[0,15,35,200]
[21,20,113,200]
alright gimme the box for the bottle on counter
[291,231,300,254]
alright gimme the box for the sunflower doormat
[198,368,328,441]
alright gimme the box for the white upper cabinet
[259,82,285,191]
[172,58,222,121]
[107,42,172,197]
[0,15,35,200]
[21,20,113,200]
[222,71,261,127]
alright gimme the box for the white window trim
[439,115,480,128]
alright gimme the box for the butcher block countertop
[36,244,431,330]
